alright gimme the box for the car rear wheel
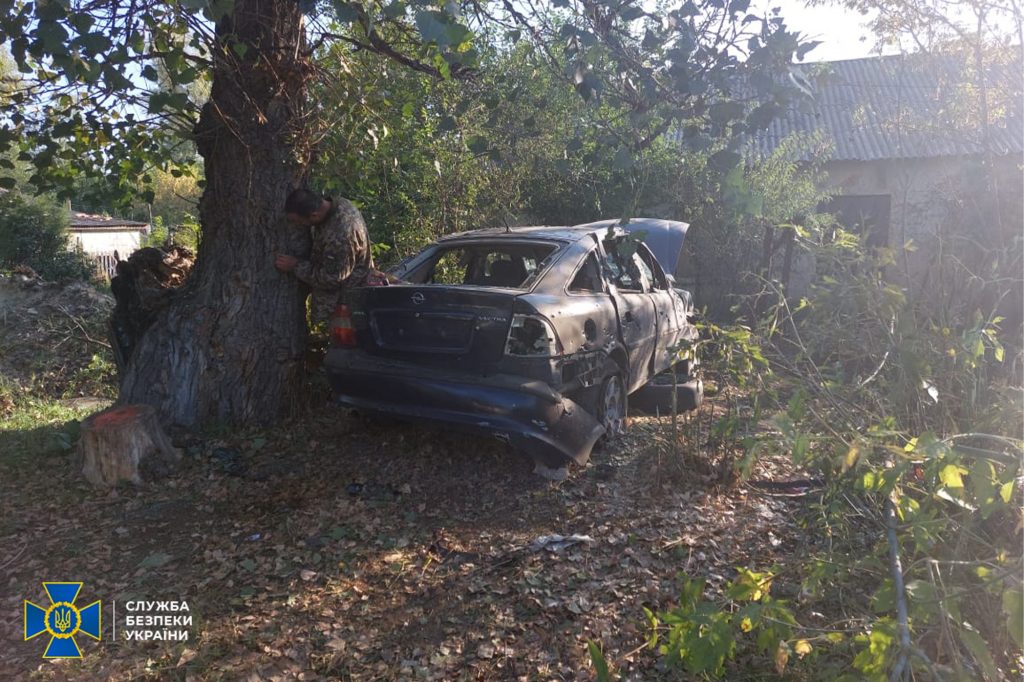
[598,373,627,438]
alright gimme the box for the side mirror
[665,273,676,286]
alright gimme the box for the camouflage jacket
[293,197,374,326]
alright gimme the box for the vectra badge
[411,292,425,305]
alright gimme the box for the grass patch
[0,378,108,469]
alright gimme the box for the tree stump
[78,404,180,486]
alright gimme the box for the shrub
[0,190,94,281]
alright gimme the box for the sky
[757,0,890,62]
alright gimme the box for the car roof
[435,218,690,275]
[435,225,596,243]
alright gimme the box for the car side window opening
[601,239,645,292]
[569,252,604,293]
[409,242,558,288]
[635,245,667,290]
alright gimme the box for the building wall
[825,154,1023,328]
[825,155,1021,265]
[69,230,144,257]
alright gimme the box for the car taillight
[505,314,561,357]
[330,305,357,347]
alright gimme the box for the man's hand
[274,254,298,273]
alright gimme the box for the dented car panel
[326,352,603,467]
[325,219,699,467]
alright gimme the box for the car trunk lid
[347,285,517,365]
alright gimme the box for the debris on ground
[528,533,594,553]
[0,385,814,680]
[0,275,116,399]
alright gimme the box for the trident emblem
[24,582,101,659]
[54,606,73,632]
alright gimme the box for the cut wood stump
[78,404,180,486]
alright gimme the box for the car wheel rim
[601,375,626,437]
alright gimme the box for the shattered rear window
[406,242,560,289]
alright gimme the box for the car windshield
[405,242,560,289]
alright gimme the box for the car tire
[597,372,628,439]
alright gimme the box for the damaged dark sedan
[324,218,702,471]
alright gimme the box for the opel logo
[411,292,425,305]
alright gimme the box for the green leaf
[437,115,457,133]
[77,32,112,56]
[710,100,745,124]
[903,579,937,606]
[383,1,406,19]
[329,525,351,540]
[69,13,95,33]
[333,0,360,23]
[1004,590,1023,648]
[612,147,633,170]
[587,641,611,681]
[708,149,741,173]
[970,459,998,516]
[939,464,966,489]
[239,558,257,572]
[792,433,810,464]
[36,21,70,52]
[960,627,998,681]
[871,580,894,612]
[415,10,460,47]
[643,606,659,647]
[467,136,488,154]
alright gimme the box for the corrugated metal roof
[749,52,1023,162]
[69,211,148,231]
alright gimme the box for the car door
[635,243,682,375]
[600,237,658,393]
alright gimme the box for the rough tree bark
[119,0,312,426]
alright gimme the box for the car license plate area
[371,310,476,353]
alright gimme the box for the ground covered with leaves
[1,385,819,680]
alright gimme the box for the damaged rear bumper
[324,349,605,467]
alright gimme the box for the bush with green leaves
[634,228,1023,680]
[0,190,94,281]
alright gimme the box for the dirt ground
[0,396,813,681]
[0,277,814,680]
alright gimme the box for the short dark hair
[285,188,324,217]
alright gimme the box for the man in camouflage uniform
[275,188,374,326]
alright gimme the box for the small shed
[750,52,1023,268]
[68,211,150,277]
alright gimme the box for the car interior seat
[489,258,528,287]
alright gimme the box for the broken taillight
[504,314,561,357]
[330,305,357,347]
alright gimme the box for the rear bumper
[324,349,604,467]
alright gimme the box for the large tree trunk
[119,0,311,426]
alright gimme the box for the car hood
[573,218,689,276]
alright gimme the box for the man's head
[285,188,330,226]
